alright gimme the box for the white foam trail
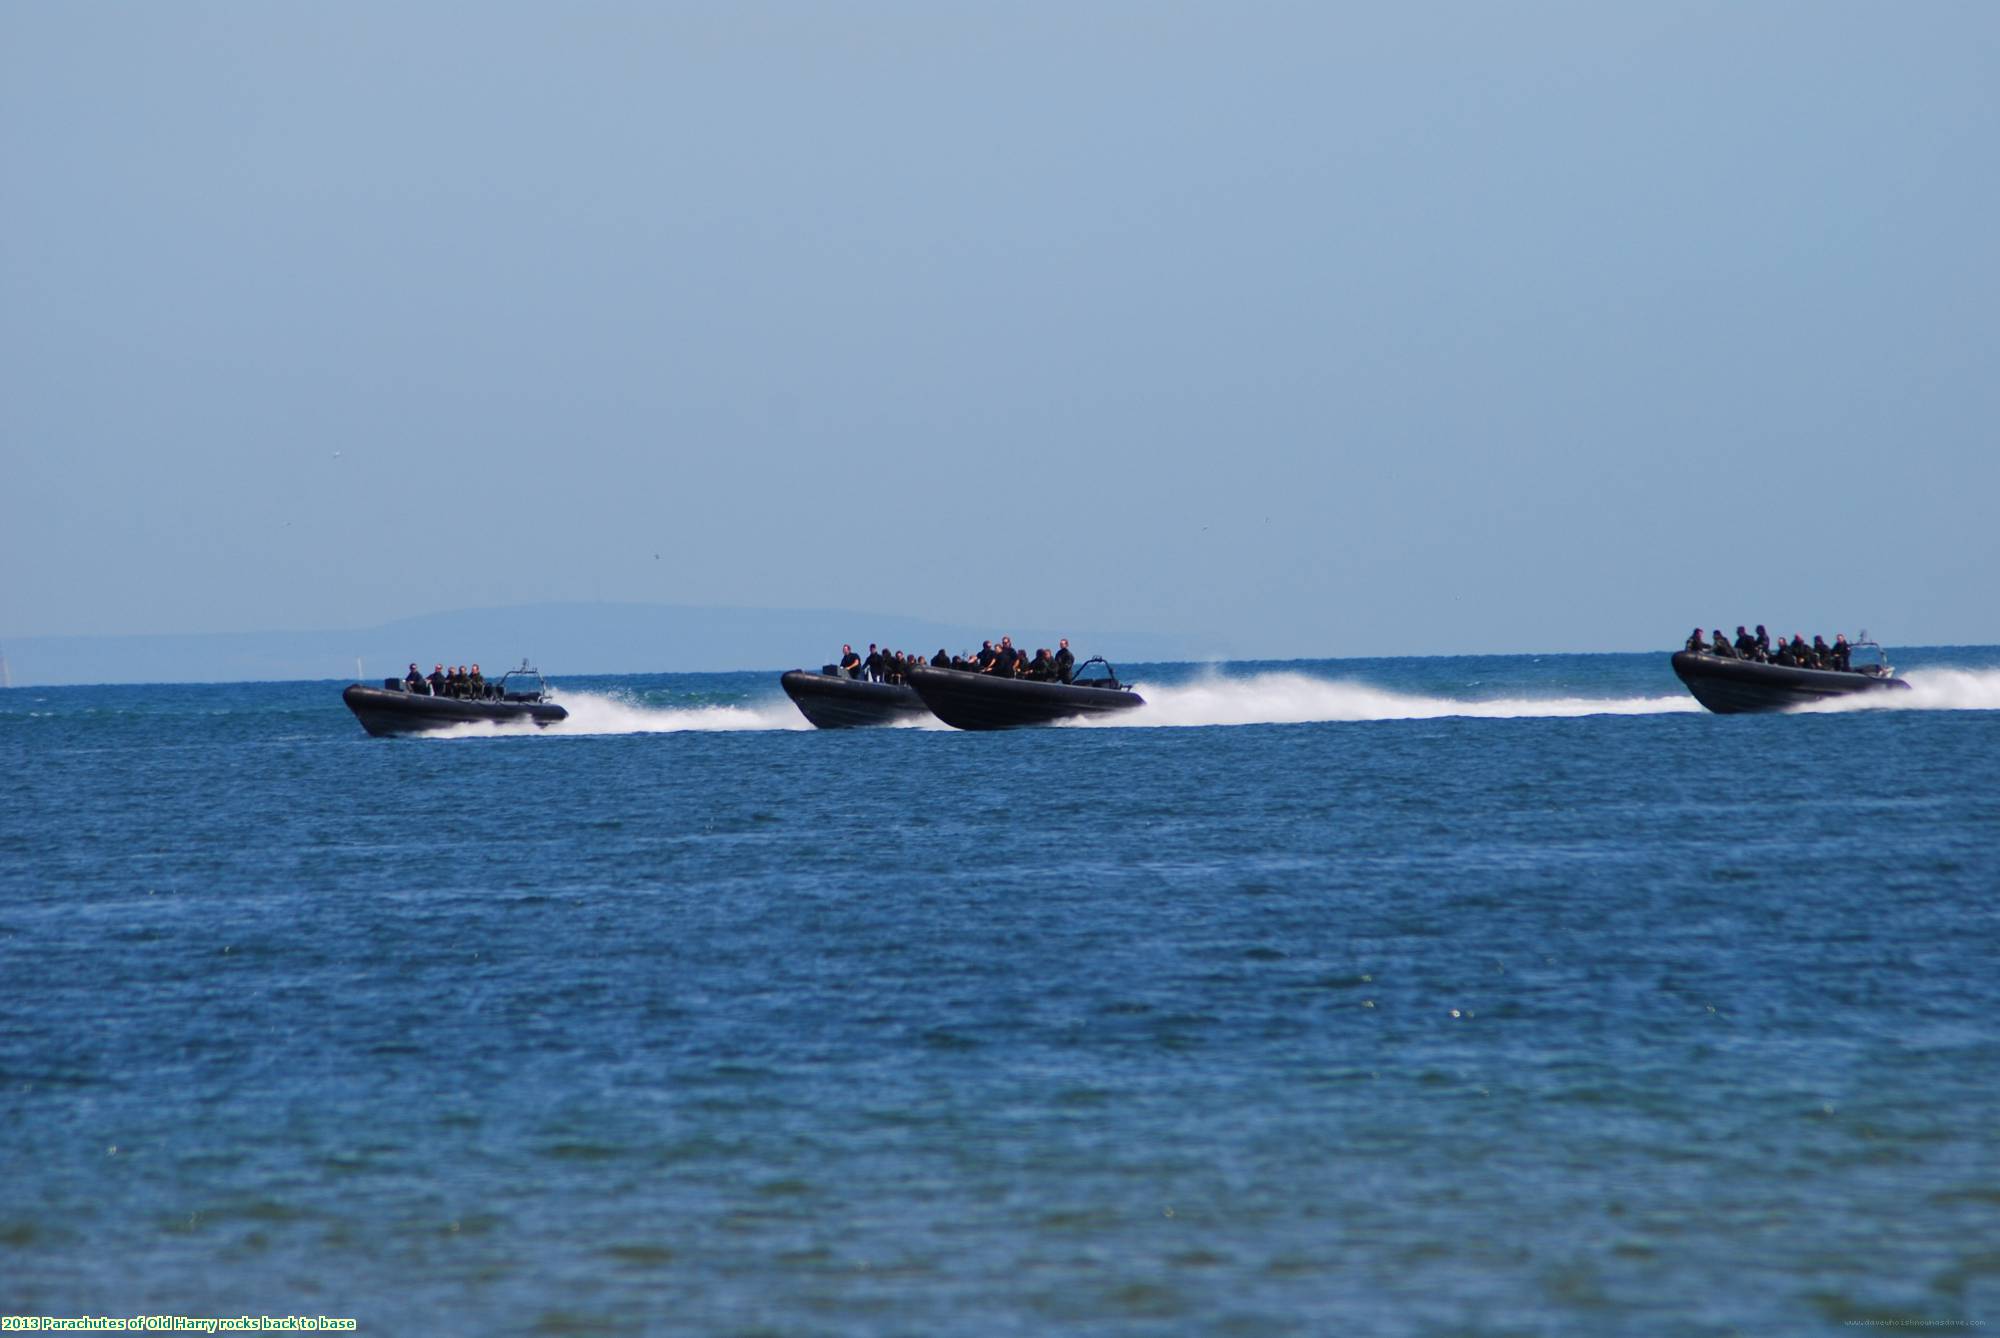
[1072,671,1703,728]
[1792,667,2000,714]
[417,690,809,739]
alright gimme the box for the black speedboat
[780,667,933,729]
[906,658,1144,730]
[1671,640,1909,714]
[342,662,568,736]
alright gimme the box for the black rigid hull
[1670,652,1909,715]
[780,670,933,729]
[906,664,1144,730]
[342,684,568,736]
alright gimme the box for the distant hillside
[0,602,1218,686]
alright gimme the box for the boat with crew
[342,661,568,736]
[780,666,933,729]
[906,657,1144,730]
[1671,637,1909,714]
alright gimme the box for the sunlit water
[5,649,1999,1335]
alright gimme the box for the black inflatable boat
[1671,641,1909,714]
[343,662,568,736]
[906,658,1144,730]
[780,667,933,729]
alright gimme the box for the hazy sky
[4,2,1995,658]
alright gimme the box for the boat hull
[906,664,1144,730]
[342,684,568,736]
[1670,652,1909,714]
[780,670,933,729]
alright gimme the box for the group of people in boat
[837,637,1079,685]
[402,661,493,698]
[1683,625,1857,672]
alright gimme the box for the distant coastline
[4,603,1991,689]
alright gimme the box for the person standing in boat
[838,645,862,679]
[1755,625,1772,660]
[863,644,883,682]
[1055,639,1075,683]
[468,664,485,698]
[1832,635,1852,672]
[428,663,448,695]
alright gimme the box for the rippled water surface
[5,650,1999,1335]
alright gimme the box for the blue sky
[4,2,1995,659]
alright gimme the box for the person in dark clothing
[1755,625,1771,660]
[406,663,427,693]
[1772,638,1794,666]
[976,640,998,672]
[1811,635,1831,669]
[1686,627,1707,654]
[1054,639,1075,683]
[1026,648,1055,681]
[468,664,485,698]
[1832,634,1852,672]
[931,649,950,668]
[428,663,448,695]
[863,645,883,683]
[1710,630,1735,658]
[996,637,1020,675]
[839,645,862,678]
[1734,625,1757,659]
[1789,635,1810,667]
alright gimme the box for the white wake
[417,690,809,738]
[1791,667,2000,713]
[1071,671,1703,728]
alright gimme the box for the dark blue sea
[6,650,2000,1335]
